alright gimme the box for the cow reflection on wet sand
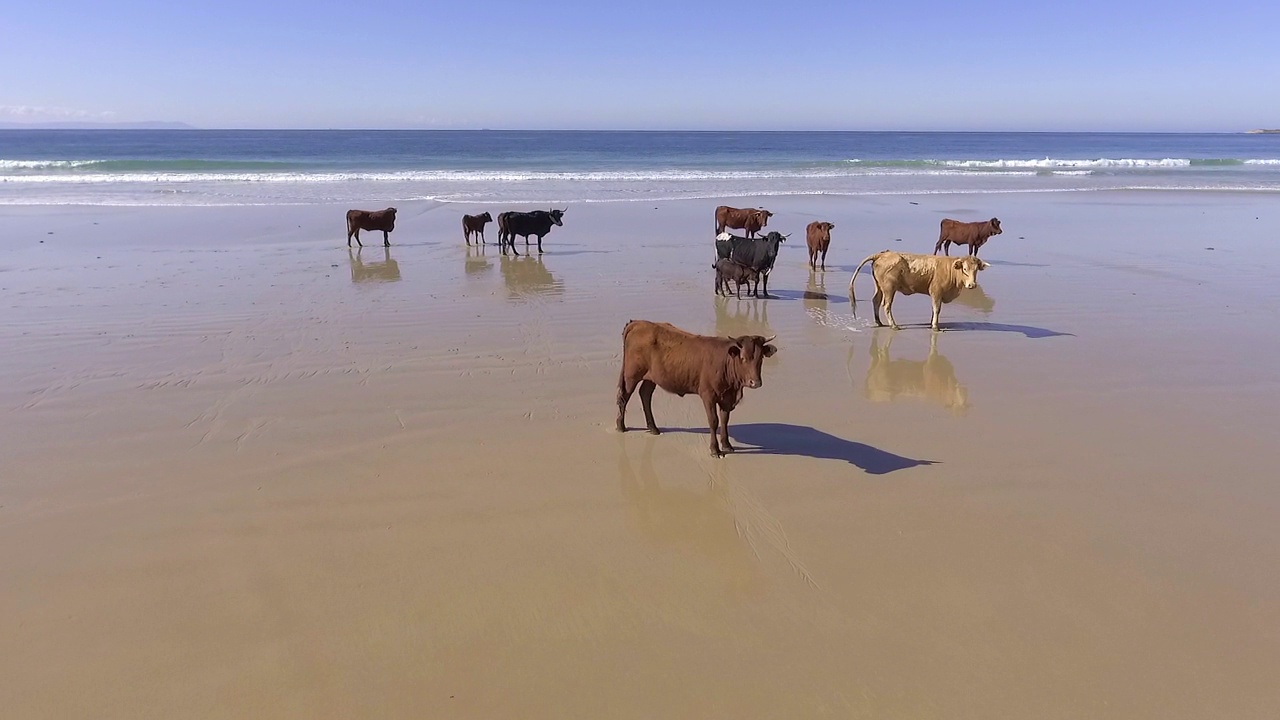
[500,255,563,299]
[465,244,492,277]
[348,247,401,283]
[617,438,760,593]
[954,284,996,314]
[714,296,773,340]
[862,330,969,415]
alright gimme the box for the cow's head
[825,222,835,231]
[989,217,1002,234]
[754,209,774,226]
[727,334,778,389]
[480,211,493,222]
[952,257,990,289]
[549,208,565,226]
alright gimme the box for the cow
[346,207,397,248]
[934,217,1002,257]
[715,231,787,298]
[805,221,836,271]
[715,206,773,238]
[713,259,760,298]
[462,212,493,245]
[849,251,990,331]
[863,331,969,415]
[497,208,565,255]
[617,320,777,458]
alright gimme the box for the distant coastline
[0,121,194,130]
[1246,129,1280,134]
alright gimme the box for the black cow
[497,209,566,255]
[714,231,787,298]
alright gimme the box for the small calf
[462,212,493,245]
[806,221,835,271]
[713,259,760,298]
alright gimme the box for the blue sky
[3,0,1277,131]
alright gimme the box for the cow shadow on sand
[938,321,1072,338]
[666,423,935,475]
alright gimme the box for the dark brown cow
[714,206,773,238]
[346,207,397,248]
[617,320,777,457]
[934,217,1002,257]
[806,221,836,271]
[462,212,493,245]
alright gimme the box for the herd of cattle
[344,202,1005,457]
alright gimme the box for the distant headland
[1245,129,1280,134]
[0,121,195,130]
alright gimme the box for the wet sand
[2,192,1279,718]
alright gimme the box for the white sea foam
[938,158,1193,169]
[0,159,98,170]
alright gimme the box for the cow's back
[622,321,718,395]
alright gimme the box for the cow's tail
[848,253,881,302]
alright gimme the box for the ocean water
[2,130,1279,206]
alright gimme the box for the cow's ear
[953,259,964,270]
[763,344,777,358]
[727,344,742,358]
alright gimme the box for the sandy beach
[3,191,1280,718]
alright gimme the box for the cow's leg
[870,286,885,326]
[480,230,486,246]
[930,295,943,332]
[821,248,828,271]
[761,271,770,299]
[536,234,544,254]
[884,289,901,330]
[352,229,363,248]
[718,406,735,453]
[382,231,390,248]
[933,238,944,255]
[702,394,724,457]
[638,380,660,435]
[616,372,640,432]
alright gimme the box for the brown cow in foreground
[462,212,493,245]
[934,217,1002,257]
[850,251,990,331]
[617,320,777,458]
[806,221,835,271]
[715,206,773,238]
[346,207,397,247]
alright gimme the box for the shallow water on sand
[2,192,1279,718]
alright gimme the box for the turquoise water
[2,130,1279,205]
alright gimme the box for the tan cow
[617,320,777,457]
[849,251,989,331]
[805,221,835,271]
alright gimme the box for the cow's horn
[763,334,776,343]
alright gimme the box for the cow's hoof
[721,443,736,454]
[647,428,661,436]
[710,449,726,458]
[616,424,627,433]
